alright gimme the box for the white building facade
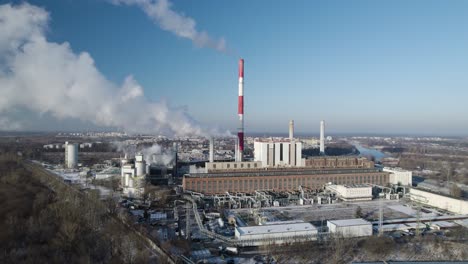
[254,140,303,167]
[383,167,412,186]
[409,188,468,215]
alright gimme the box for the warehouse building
[235,221,317,246]
[408,188,468,215]
[327,218,373,237]
[326,184,373,201]
[183,168,389,195]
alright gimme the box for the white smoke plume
[140,144,175,166]
[111,0,226,52]
[113,141,175,166]
[0,3,204,136]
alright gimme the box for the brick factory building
[183,169,388,195]
[183,156,389,195]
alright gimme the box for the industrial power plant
[37,58,467,263]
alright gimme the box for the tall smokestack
[209,137,214,163]
[237,58,244,162]
[320,120,325,155]
[289,120,294,141]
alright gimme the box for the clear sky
[2,0,468,136]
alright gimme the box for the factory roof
[383,167,411,172]
[373,214,468,225]
[429,221,457,228]
[236,222,317,236]
[265,220,305,225]
[343,184,372,188]
[328,184,371,189]
[254,139,295,143]
[328,218,371,227]
[454,219,468,228]
[187,168,384,178]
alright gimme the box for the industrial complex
[32,58,468,263]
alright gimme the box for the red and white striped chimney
[237,58,244,162]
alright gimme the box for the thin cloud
[111,0,226,52]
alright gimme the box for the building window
[248,164,251,168]
[241,164,244,168]
[234,164,237,168]
[227,164,230,168]
[254,163,257,168]
[213,164,216,169]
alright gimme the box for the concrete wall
[409,188,468,215]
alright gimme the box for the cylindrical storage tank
[125,173,130,187]
[136,161,145,176]
[66,143,78,168]
[135,154,145,176]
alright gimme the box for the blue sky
[4,0,468,136]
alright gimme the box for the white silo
[135,154,146,176]
[65,142,78,168]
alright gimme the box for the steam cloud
[111,0,226,52]
[0,3,204,136]
[114,142,175,166]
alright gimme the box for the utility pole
[185,202,191,240]
[405,193,428,237]
[378,196,383,236]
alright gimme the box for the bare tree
[450,184,462,198]
[355,206,363,218]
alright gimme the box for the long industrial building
[182,169,387,194]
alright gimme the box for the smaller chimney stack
[209,137,214,163]
[320,120,325,155]
[289,120,294,141]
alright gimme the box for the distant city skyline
[1,0,467,136]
